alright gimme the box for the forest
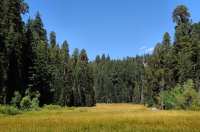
[1,0,200,110]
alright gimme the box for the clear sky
[22,0,200,60]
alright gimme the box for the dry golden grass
[0,103,200,132]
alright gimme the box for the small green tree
[20,89,31,110]
[163,84,185,110]
[11,91,21,109]
[20,96,31,110]
[20,88,40,110]
[182,79,198,107]
[163,79,198,110]
[30,91,40,110]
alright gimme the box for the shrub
[20,96,31,110]
[187,105,200,111]
[20,88,40,110]
[163,86,185,110]
[30,91,40,110]
[0,105,4,114]
[0,105,21,115]
[11,91,21,109]
[163,80,198,110]
[5,106,22,115]
[30,97,40,110]
[182,79,198,108]
[43,104,62,110]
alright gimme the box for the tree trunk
[140,76,144,104]
[198,86,200,106]
[161,77,164,110]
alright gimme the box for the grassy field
[0,104,200,132]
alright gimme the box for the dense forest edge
[1,1,200,112]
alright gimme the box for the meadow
[0,104,200,132]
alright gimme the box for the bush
[20,96,31,110]
[30,91,40,110]
[30,97,40,110]
[11,91,21,109]
[43,104,62,110]
[0,105,21,115]
[187,105,200,111]
[0,105,4,114]
[20,89,40,110]
[163,80,198,110]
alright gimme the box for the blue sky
[22,0,200,60]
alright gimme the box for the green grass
[0,104,200,132]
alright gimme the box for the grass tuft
[43,104,62,110]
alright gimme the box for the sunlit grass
[0,103,200,132]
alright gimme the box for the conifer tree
[191,22,200,88]
[72,48,82,106]
[58,40,72,106]
[79,49,95,106]
[2,0,29,104]
[26,12,49,105]
[172,5,192,84]
[161,32,173,89]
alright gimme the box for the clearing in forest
[0,103,200,132]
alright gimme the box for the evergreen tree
[95,55,101,64]
[2,0,29,104]
[172,5,192,84]
[79,49,95,106]
[58,40,72,106]
[52,45,61,104]
[161,32,174,89]
[172,5,190,25]
[71,48,82,106]
[48,31,61,104]
[191,22,200,89]
[26,12,49,105]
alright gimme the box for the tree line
[0,0,95,107]
[0,1,200,109]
